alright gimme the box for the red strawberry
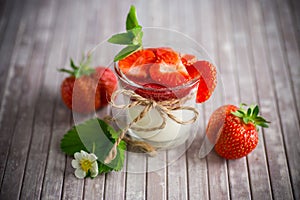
[186,61,217,103]
[60,56,117,113]
[149,62,190,87]
[155,47,180,64]
[134,83,177,101]
[118,49,156,82]
[181,54,197,66]
[149,48,190,87]
[206,104,270,159]
[92,67,118,106]
[134,83,191,101]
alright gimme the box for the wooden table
[0,0,299,199]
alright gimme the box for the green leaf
[108,5,143,62]
[108,31,136,45]
[58,68,75,76]
[132,28,143,45]
[60,126,88,156]
[60,118,126,174]
[243,117,249,124]
[231,111,243,118]
[114,44,142,62]
[260,123,269,128]
[108,28,142,45]
[247,108,252,116]
[126,5,141,30]
[253,105,259,117]
[70,58,78,69]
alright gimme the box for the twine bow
[104,89,199,164]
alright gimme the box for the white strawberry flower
[71,150,98,179]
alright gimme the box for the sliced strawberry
[181,54,197,66]
[185,64,201,79]
[190,61,217,103]
[134,83,192,101]
[118,49,156,81]
[155,47,180,64]
[135,83,176,101]
[149,62,190,87]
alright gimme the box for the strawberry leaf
[70,58,78,70]
[59,55,95,78]
[232,104,270,129]
[60,118,126,173]
[108,5,143,62]
[108,31,136,45]
[253,105,259,117]
[114,44,142,62]
[247,108,252,116]
[126,5,141,30]
[232,111,243,118]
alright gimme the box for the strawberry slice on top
[187,60,217,103]
[155,47,180,64]
[118,49,156,82]
[149,63,190,87]
[181,54,197,66]
[149,47,191,87]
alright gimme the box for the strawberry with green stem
[206,104,270,159]
[59,54,117,113]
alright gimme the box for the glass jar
[109,27,214,150]
[112,62,200,149]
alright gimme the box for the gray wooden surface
[0,0,299,199]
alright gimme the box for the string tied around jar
[104,89,199,164]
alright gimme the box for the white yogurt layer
[127,96,196,148]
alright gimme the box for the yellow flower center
[80,159,93,172]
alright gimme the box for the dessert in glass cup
[111,28,217,150]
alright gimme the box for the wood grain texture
[19,0,60,199]
[277,0,300,122]
[247,0,294,199]
[230,0,272,199]
[215,0,251,198]
[0,0,298,199]
[260,0,300,198]
[60,1,92,199]
[0,0,57,199]
[0,0,24,108]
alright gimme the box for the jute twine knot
[104,89,199,164]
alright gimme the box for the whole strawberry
[60,55,117,113]
[206,104,270,159]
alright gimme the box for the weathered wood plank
[0,0,29,187]
[289,0,300,48]
[260,0,300,198]
[167,147,188,200]
[0,0,57,198]
[0,0,9,43]
[246,0,294,199]
[0,0,25,107]
[125,152,146,200]
[276,0,300,121]
[215,0,252,199]
[60,1,93,199]
[230,0,272,199]
[40,0,90,198]
[0,0,14,45]
[0,0,35,188]
[18,0,66,199]
[147,153,167,200]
